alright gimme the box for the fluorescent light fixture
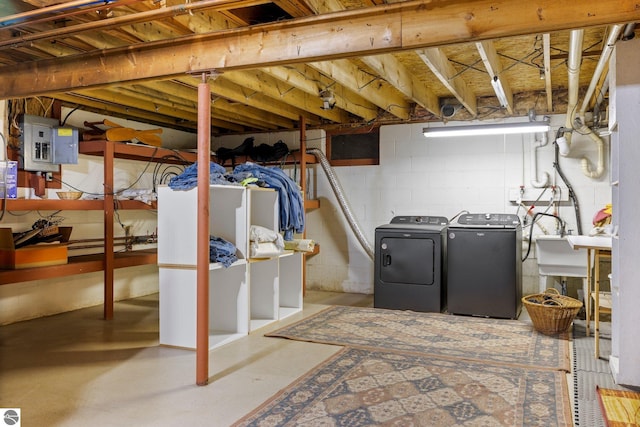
[423,119,550,138]
[491,76,509,107]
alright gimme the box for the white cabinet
[157,184,303,350]
[609,38,640,387]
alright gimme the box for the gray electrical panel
[52,127,79,165]
[19,114,79,172]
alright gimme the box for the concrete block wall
[0,111,611,323]
[305,114,612,298]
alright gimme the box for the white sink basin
[535,235,588,277]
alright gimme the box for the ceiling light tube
[423,120,550,138]
[491,76,509,107]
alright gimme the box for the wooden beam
[361,53,440,115]
[310,59,411,119]
[261,65,379,121]
[1,0,639,98]
[55,90,242,132]
[144,80,296,129]
[304,0,343,14]
[417,48,478,116]
[172,76,322,126]
[543,33,553,112]
[0,0,271,50]
[476,40,514,115]
[71,87,246,131]
[224,70,350,123]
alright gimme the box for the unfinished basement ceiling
[0,0,637,137]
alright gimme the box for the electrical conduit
[307,148,374,261]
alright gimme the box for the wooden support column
[103,142,115,320]
[196,73,212,386]
[299,116,307,296]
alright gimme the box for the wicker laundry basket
[522,288,583,335]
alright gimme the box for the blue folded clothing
[232,163,304,240]
[167,161,304,241]
[168,161,230,190]
[210,236,238,267]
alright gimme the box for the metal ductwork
[307,148,374,261]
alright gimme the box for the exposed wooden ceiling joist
[476,40,514,115]
[417,48,478,116]
[1,0,637,99]
[1,0,637,137]
[360,54,440,116]
[542,33,553,112]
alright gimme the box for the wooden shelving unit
[0,138,319,317]
[0,250,156,285]
[0,141,198,320]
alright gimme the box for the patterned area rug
[597,386,640,426]
[266,305,570,371]
[233,347,572,427]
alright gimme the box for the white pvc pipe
[578,121,605,178]
[562,30,584,154]
[578,25,623,179]
[531,132,549,188]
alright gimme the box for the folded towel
[250,225,284,250]
[284,239,316,253]
[250,241,283,258]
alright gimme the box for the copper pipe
[196,73,212,387]
[0,0,104,25]
[0,0,270,50]
[0,0,144,32]
[68,243,126,250]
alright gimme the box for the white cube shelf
[248,187,279,241]
[157,182,303,351]
[157,185,247,266]
[159,262,249,350]
[279,251,303,320]
[249,258,279,331]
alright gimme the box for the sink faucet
[552,215,567,237]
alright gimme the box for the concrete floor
[0,291,615,427]
[0,291,372,427]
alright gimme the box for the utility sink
[535,235,588,277]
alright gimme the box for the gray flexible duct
[307,148,374,261]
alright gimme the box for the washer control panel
[390,215,449,225]
[456,213,520,226]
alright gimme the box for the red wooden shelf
[0,249,157,285]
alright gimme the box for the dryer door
[378,235,435,285]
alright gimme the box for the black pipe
[553,129,583,236]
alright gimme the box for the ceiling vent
[441,104,460,119]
